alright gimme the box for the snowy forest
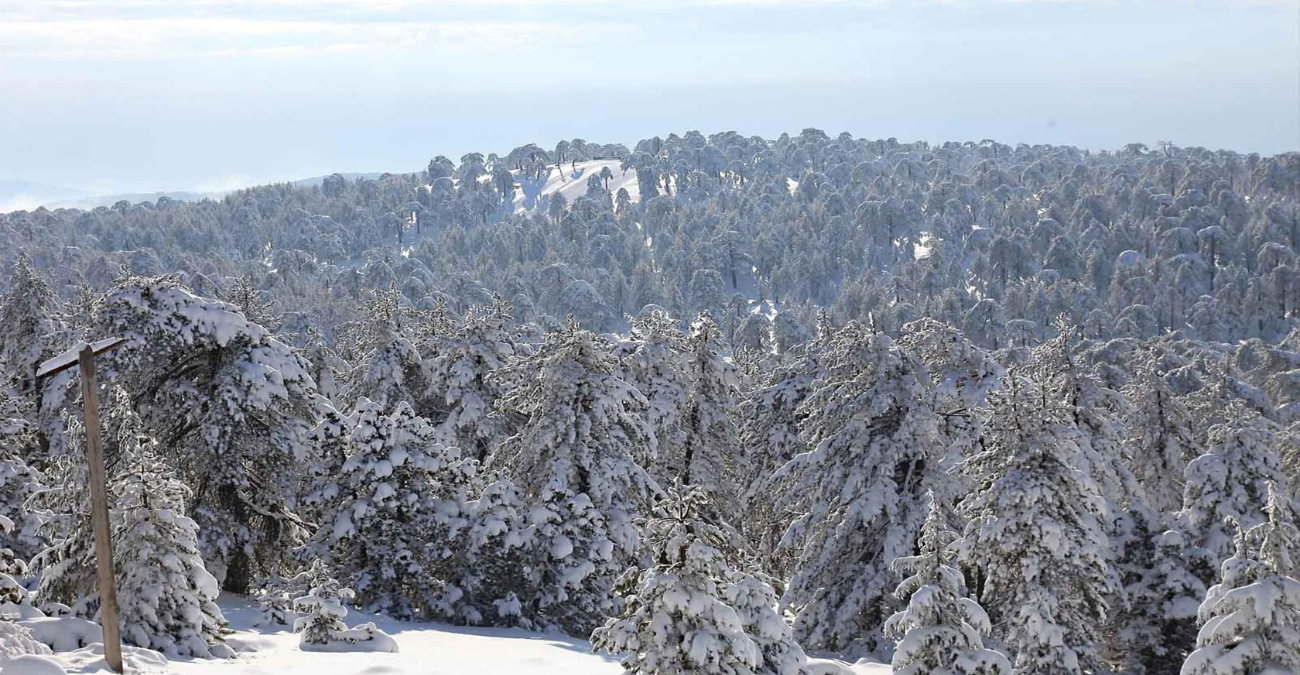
[1,130,1300,675]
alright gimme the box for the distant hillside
[46,190,224,210]
[0,180,88,212]
[23,172,388,212]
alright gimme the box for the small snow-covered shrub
[293,579,398,653]
[253,562,328,628]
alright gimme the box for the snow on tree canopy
[678,312,743,511]
[591,487,810,675]
[614,310,690,485]
[773,321,945,656]
[490,322,662,634]
[110,417,233,659]
[423,296,519,465]
[1181,490,1300,675]
[309,397,475,621]
[958,375,1113,675]
[1181,413,1288,561]
[884,493,1010,675]
[93,276,318,593]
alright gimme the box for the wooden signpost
[37,337,129,674]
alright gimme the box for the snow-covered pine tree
[490,322,661,634]
[253,561,329,628]
[0,393,47,563]
[737,351,821,577]
[293,577,398,653]
[883,493,1010,675]
[222,274,281,333]
[959,375,1113,675]
[315,398,474,620]
[679,313,743,509]
[295,578,354,647]
[304,329,347,404]
[591,487,809,675]
[0,541,49,660]
[1123,362,1200,513]
[773,321,943,655]
[1106,508,1212,675]
[448,477,535,627]
[1181,411,1287,561]
[1031,326,1141,513]
[0,256,59,395]
[726,567,810,675]
[298,406,350,545]
[32,417,98,614]
[94,276,318,593]
[614,310,690,485]
[111,414,232,658]
[1181,490,1300,675]
[0,509,40,620]
[423,296,518,464]
[895,318,1003,513]
[340,284,427,411]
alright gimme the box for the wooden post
[78,346,124,673]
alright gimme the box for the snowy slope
[3,595,885,675]
[512,160,639,213]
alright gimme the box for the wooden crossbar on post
[38,337,128,674]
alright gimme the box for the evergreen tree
[615,310,690,485]
[679,313,742,509]
[0,393,47,562]
[0,256,59,395]
[424,297,518,464]
[111,421,232,658]
[1124,363,1200,513]
[1031,327,1140,513]
[341,285,427,411]
[293,577,399,653]
[884,494,1010,675]
[491,323,661,634]
[774,321,943,655]
[959,376,1113,675]
[737,351,821,576]
[895,318,1003,512]
[1106,510,1212,675]
[1181,492,1300,675]
[314,398,474,620]
[1181,412,1287,561]
[591,487,809,675]
[94,276,319,593]
[448,477,535,627]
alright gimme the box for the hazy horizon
[2,0,1297,200]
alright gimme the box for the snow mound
[57,644,170,674]
[1,654,66,675]
[17,619,101,653]
[807,657,889,674]
[0,620,52,661]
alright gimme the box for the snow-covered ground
[512,159,639,213]
[3,596,884,675]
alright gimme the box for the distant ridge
[19,172,389,212]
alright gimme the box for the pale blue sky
[1,0,1296,195]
